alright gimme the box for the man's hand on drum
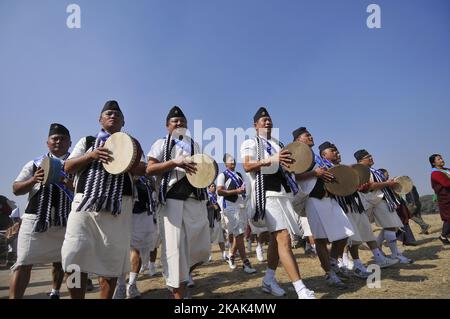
[32,167,45,184]
[173,156,197,175]
[263,150,294,169]
[89,147,112,163]
[386,179,399,188]
[278,150,295,169]
[315,167,335,183]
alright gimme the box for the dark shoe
[304,247,317,258]
[439,236,450,245]
[242,259,257,274]
[403,242,418,246]
[48,293,60,299]
[420,225,431,235]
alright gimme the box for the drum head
[393,176,413,195]
[325,165,359,197]
[186,154,218,188]
[283,141,314,174]
[41,157,62,185]
[103,132,137,175]
[351,164,371,185]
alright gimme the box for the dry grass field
[1,213,448,299]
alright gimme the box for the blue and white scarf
[76,130,126,215]
[222,169,247,209]
[207,190,221,227]
[207,190,218,205]
[253,136,299,222]
[370,168,400,212]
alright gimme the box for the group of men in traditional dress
[9,102,429,299]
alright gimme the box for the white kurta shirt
[147,136,201,193]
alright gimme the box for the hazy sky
[1,0,449,210]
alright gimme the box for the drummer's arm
[296,167,335,183]
[369,180,397,191]
[145,157,178,176]
[13,175,41,196]
[65,147,110,174]
[242,155,271,173]
[13,164,43,196]
[64,153,95,174]
[130,162,146,176]
[295,171,318,181]
[217,186,241,197]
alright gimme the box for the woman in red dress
[429,154,450,245]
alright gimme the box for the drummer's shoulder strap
[84,136,96,152]
[190,138,195,156]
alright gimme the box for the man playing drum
[319,142,398,276]
[294,127,354,289]
[61,100,146,299]
[10,123,73,299]
[146,106,210,299]
[354,150,413,264]
[241,108,315,299]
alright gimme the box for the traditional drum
[351,163,371,185]
[102,132,142,175]
[41,156,63,185]
[186,154,218,188]
[324,165,360,197]
[392,176,413,195]
[283,141,315,174]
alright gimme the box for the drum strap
[84,136,96,152]
[314,153,333,168]
[76,131,126,215]
[370,168,400,212]
[253,137,266,222]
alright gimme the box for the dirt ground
[0,213,448,299]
